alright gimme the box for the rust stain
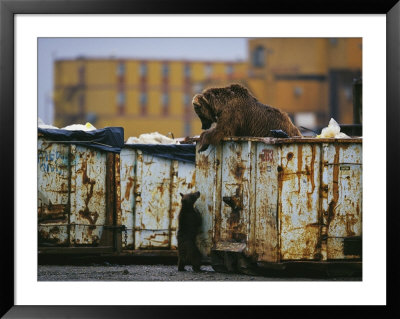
[189,172,196,190]
[233,162,245,180]
[346,214,357,237]
[156,182,166,196]
[277,165,284,240]
[115,153,122,226]
[49,226,60,234]
[329,144,341,227]
[287,152,294,161]
[124,176,134,201]
[78,206,99,224]
[307,192,312,211]
[197,154,210,171]
[38,203,67,222]
[297,145,303,193]
[77,158,98,225]
[86,225,96,237]
[310,145,316,192]
[327,200,336,226]
[223,186,246,243]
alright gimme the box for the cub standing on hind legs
[177,191,202,272]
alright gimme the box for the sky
[38,38,248,124]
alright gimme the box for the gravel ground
[38,264,361,281]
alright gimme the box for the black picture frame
[1,0,399,317]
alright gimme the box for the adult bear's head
[192,84,256,129]
[192,93,217,130]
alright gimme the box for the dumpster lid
[38,127,125,153]
[124,144,196,164]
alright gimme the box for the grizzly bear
[177,191,202,272]
[192,83,302,152]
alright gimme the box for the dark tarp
[38,127,125,153]
[124,144,196,164]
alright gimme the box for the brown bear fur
[192,83,302,152]
[177,191,202,272]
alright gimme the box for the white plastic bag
[317,118,350,138]
[126,132,180,144]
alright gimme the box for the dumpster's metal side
[196,137,362,270]
[38,139,120,251]
[38,139,70,246]
[69,145,107,246]
[253,143,280,262]
[322,143,362,260]
[120,148,136,249]
[134,150,172,249]
[279,144,322,261]
[119,148,196,251]
[220,141,252,245]
[195,148,218,257]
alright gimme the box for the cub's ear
[180,193,184,197]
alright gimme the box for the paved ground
[38,264,361,281]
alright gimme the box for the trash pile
[126,132,180,145]
[62,122,96,131]
[38,118,59,130]
[38,118,97,131]
[316,118,350,139]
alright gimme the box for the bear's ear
[229,84,245,92]
[180,193,184,197]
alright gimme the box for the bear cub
[177,191,202,272]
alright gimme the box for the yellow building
[245,38,362,128]
[53,38,361,138]
[53,58,247,138]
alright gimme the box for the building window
[86,112,97,125]
[226,64,234,75]
[329,38,338,46]
[140,92,147,105]
[204,64,213,77]
[161,93,169,115]
[140,92,147,115]
[183,94,190,106]
[294,87,303,97]
[184,64,191,78]
[184,122,191,136]
[161,93,169,106]
[78,66,85,84]
[193,83,203,93]
[117,62,125,76]
[78,94,85,108]
[117,92,125,105]
[252,46,265,68]
[162,63,169,77]
[140,62,147,76]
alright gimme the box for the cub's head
[180,191,200,206]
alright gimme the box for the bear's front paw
[198,142,209,152]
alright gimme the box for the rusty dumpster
[195,137,362,275]
[37,127,124,255]
[119,144,196,255]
